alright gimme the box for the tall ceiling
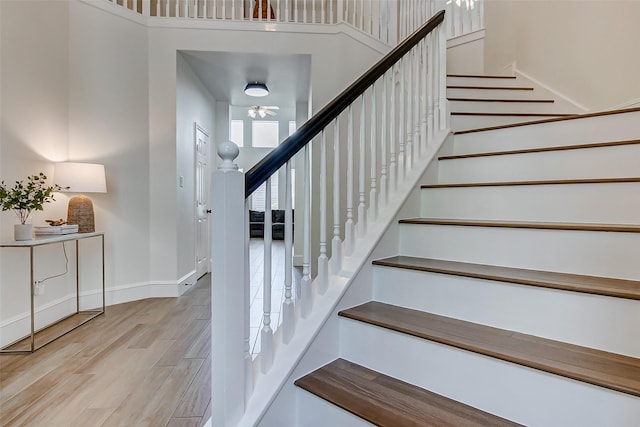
[180,51,312,109]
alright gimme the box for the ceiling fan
[248,105,279,118]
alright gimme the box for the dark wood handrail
[244,10,445,197]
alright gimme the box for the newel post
[211,141,247,426]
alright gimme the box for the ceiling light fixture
[244,82,269,97]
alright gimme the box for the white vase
[14,223,33,241]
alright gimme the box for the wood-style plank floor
[0,274,212,427]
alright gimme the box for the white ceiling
[180,51,311,109]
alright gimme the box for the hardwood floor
[0,275,212,427]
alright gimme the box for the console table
[0,232,105,354]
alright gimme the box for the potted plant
[0,173,64,241]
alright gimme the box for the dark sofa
[249,210,294,240]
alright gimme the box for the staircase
[293,75,640,426]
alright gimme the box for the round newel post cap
[218,141,239,171]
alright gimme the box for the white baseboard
[607,98,640,111]
[447,28,485,49]
[512,63,590,112]
[1,276,191,348]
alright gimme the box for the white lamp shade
[54,162,107,193]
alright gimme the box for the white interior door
[195,123,210,279]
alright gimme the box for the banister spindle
[428,33,435,140]
[380,71,388,207]
[413,45,421,159]
[369,82,378,221]
[301,144,312,318]
[261,177,274,373]
[420,38,429,151]
[398,57,406,180]
[276,0,280,21]
[389,65,397,192]
[406,50,414,170]
[344,105,355,256]
[331,118,342,273]
[312,0,316,23]
[282,160,295,343]
[317,129,328,294]
[358,94,367,238]
[303,0,307,23]
[359,0,364,32]
[439,23,447,130]
[231,0,236,20]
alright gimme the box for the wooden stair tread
[447,85,534,90]
[438,139,640,161]
[448,98,555,103]
[372,256,640,300]
[399,218,640,233]
[447,74,517,79]
[454,107,640,135]
[452,112,574,117]
[421,176,640,188]
[339,302,640,397]
[295,358,522,427]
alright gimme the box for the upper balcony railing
[105,0,483,43]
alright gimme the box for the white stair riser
[438,144,640,183]
[399,224,640,280]
[453,111,640,153]
[296,389,374,427]
[447,76,520,87]
[447,88,542,99]
[451,114,565,132]
[420,183,640,224]
[448,100,569,114]
[373,266,640,357]
[341,319,640,427]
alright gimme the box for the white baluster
[438,23,446,131]
[344,105,355,256]
[164,0,169,16]
[294,0,298,22]
[478,0,484,30]
[231,0,236,19]
[358,94,367,238]
[312,0,316,23]
[303,0,307,23]
[351,0,356,28]
[369,81,377,221]
[282,160,295,343]
[276,0,280,21]
[331,118,342,273]
[337,0,344,23]
[321,0,325,24]
[259,0,263,20]
[427,33,435,140]
[406,51,414,170]
[211,141,247,425]
[142,0,150,16]
[380,71,388,207]
[389,65,397,191]
[421,38,429,151]
[261,177,273,373]
[359,0,364,31]
[398,57,406,180]
[285,0,289,21]
[318,130,329,294]
[244,200,253,400]
[301,144,312,318]
[414,45,421,160]
[327,0,331,24]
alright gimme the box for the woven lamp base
[67,195,95,233]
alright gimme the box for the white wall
[0,2,386,342]
[176,52,216,282]
[68,0,150,296]
[484,0,640,110]
[148,25,385,283]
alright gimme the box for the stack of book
[34,224,79,235]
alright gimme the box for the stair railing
[211,7,447,426]
[103,0,483,44]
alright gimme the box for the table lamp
[53,162,107,233]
